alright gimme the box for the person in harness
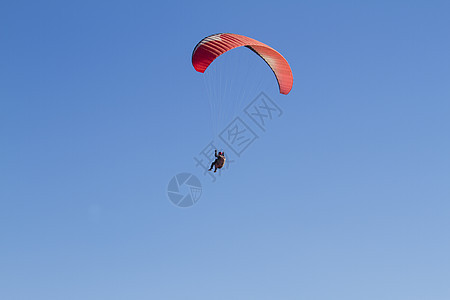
[208,150,226,172]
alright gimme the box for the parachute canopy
[192,33,293,95]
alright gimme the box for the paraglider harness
[209,150,226,172]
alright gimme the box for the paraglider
[192,33,292,174]
[208,150,226,172]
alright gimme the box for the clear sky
[1,1,450,299]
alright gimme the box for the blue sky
[1,1,449,299]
